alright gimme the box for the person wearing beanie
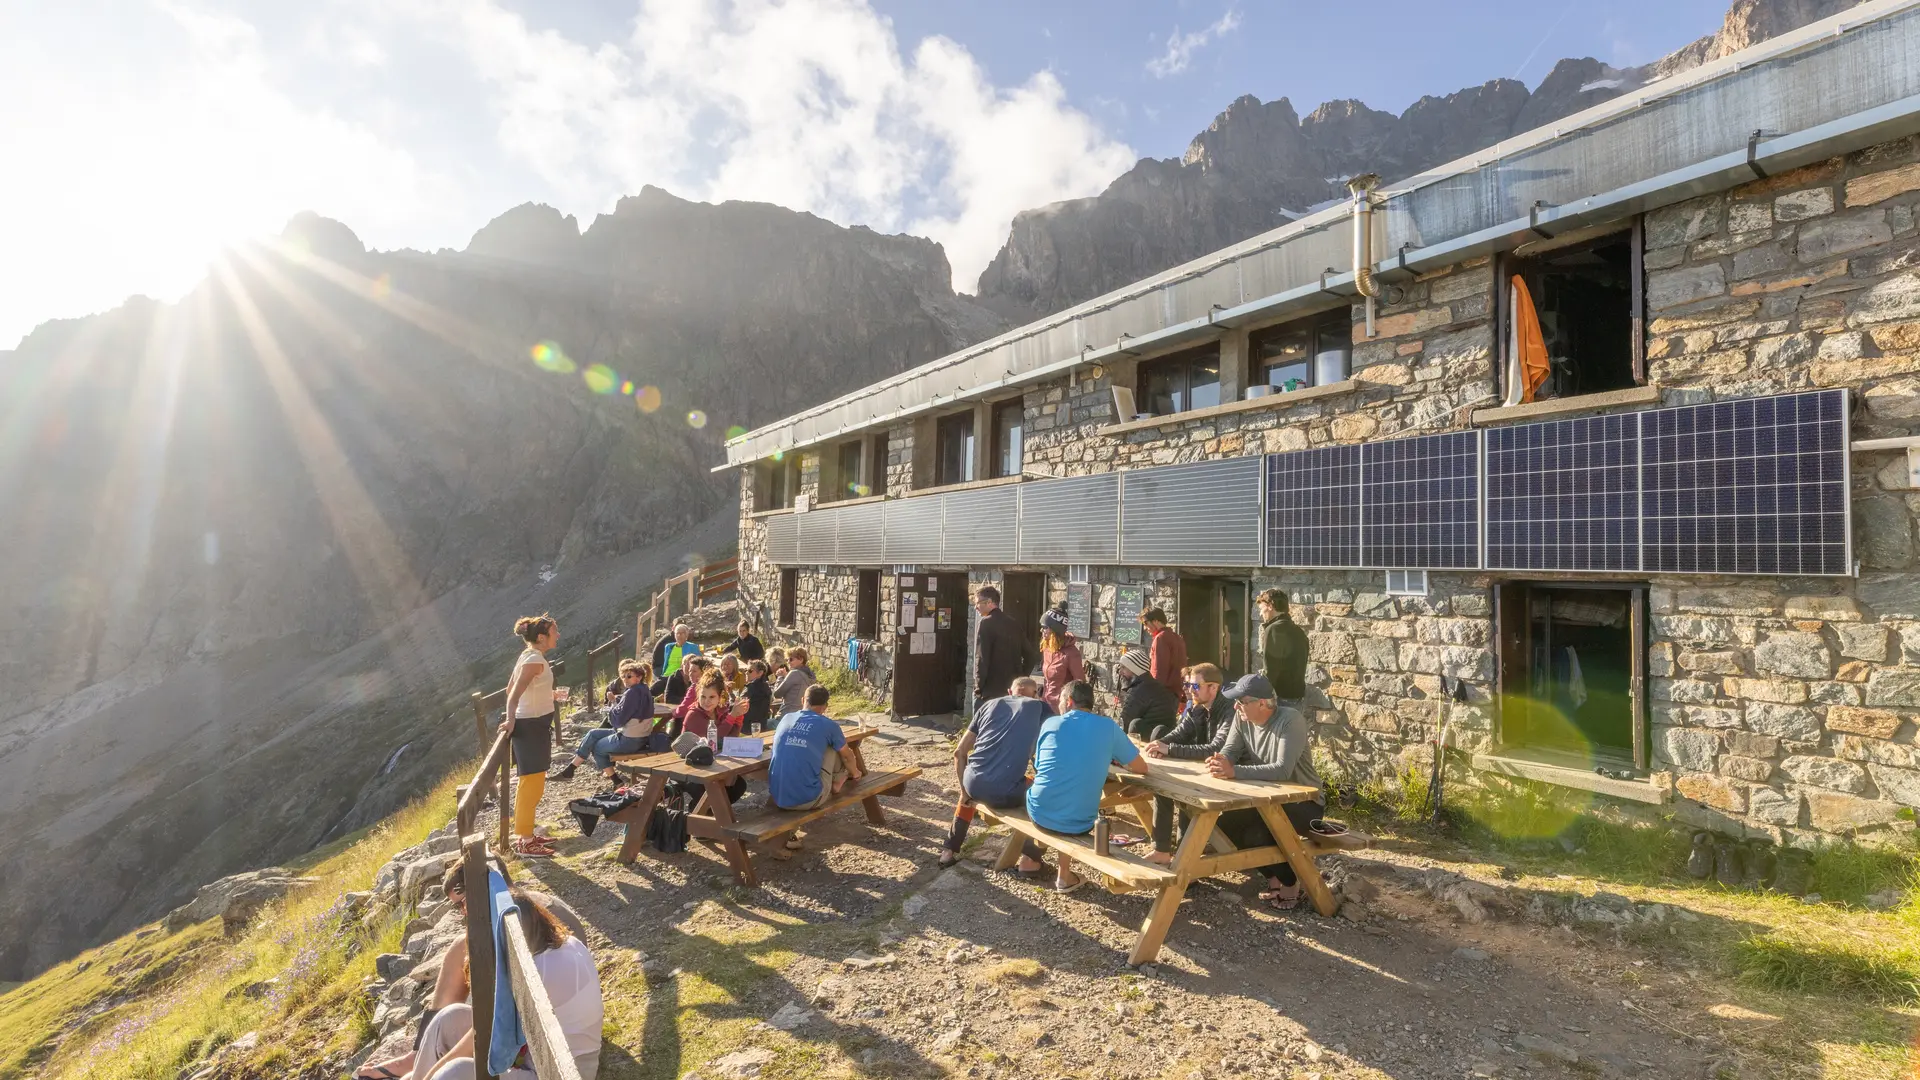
[1038,603,1084,712]
[1258,588,1309,709]
[1115,647,1177,741]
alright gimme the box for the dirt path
[502,715,1750,1079]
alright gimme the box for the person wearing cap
[768,684,864,843]
[973,586,1038,706]
[1144,672,1323,910]
[1038,603,1085,713]
[1026,680,1150,893]
[938,676,1055,868]
[1258,588,1310,710]
[1115,647,1178,741]
[1140,607,1188,705]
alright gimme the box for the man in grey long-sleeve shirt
[1143,673,1325,909]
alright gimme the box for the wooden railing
[457,831,583,1080]
[583,633,625,708]
[634,555,742,650]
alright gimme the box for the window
[868,433,890,496]
[778,568,798,627]
[1385,569,1428,596]
[1499,227,1641,403]
[757,455,800,512]
[1495,584,1646,768]
[1178,577,1250,680]
[990,399,1024,479]
[855,569,880,637]
[832,440,864,501]
[1137,343,1221,416]
[1251,308,1351,391]
[936,412,976,486]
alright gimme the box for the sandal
[1259,886,1303,912]
[1053,878,1086,895]
[353,1068,402,1080]
[784,837,806,851]
[512,837,556,858]
[936,851,960,867]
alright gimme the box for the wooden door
[890,573,969,718]
[1001,572,1048,667]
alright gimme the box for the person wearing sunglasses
[1149,663,1230,751]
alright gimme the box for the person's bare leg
[433,936,469,1008]
[1055,853,1082,890]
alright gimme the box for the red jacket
[1041,637,1085,712]
[1150,627,1188,700]
[675,701,740,744]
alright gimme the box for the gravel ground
[499,713,1716,1080]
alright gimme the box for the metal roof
[722,0,1920,469]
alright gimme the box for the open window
[778,568,798,628]
[756,455,801,512]
[1497,223,1644,405]
[1495,583,1647,769]
[1137,343,1221,417]
[990,399,1024,479]
[855,569,880,637]
[1250,307,1351,392]
[935,411,976,486]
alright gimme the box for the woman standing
[1038,604,1084,713]
[502,614,561,858]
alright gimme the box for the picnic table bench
[978,754,1365,966]
[605,721,920,885]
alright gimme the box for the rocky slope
[976,0,1865,318]
[0,190,1005,980]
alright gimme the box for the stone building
[720,6,1920,844]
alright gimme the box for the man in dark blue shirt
[551,660,660,782]
[939,676,1055,868]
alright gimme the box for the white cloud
[1145,8,1241,79]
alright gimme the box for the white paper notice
[917,616,935,633]
[720,737,764,758]
[926,576,938,590]
[911,632,934,654]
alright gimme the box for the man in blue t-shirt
[768,684,862,813]
[1025,680,1149,892]
[938,676,1055,868]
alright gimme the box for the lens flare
[851,483,871,497]
[370,272,392,299]
[686,410,708,429]
[583,363,619,395]
[771,450,785,462]
[621,381,635,395]
[725,425,747,441]
[530,341,575,373]
[635,385,662,413]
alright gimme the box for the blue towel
[486,869,527,1076]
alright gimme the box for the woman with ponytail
[502,615,561,858]
[1038,604,1084,713]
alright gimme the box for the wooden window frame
[1493,218,1645,405]
[1492,580,1648,770]
[1135,342,1224,418]
[989,398,1025,480]
[935,411,976,487]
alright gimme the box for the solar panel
[1641,389,1850,575]
[1486,412,1641,571]
[1361,431,1480,569]
[1264,445,1361,568]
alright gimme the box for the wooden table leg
[700,778,759,887]
[1257,802,1338,917]
[1129,809,1217,967]
[617,774,668,864]
[992,825,1025,871]
[846,740,886,824]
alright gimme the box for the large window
[991,399,1024,479]
[757,456,800,512]
[936,412,976,486]
[855,569,880,637]
[1137,343,1221,416]
[778,568,798,627]
[1495,583,1646,768]
[833,440,864,501]
[1499,226,1641,403]
[1251,308,1351,392]
[868,433,890,496]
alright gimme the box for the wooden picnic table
[606,721,900,885]
[981,752,1335,966]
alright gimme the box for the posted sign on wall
[1112,585,1144,645]
[1065,583,1093,639]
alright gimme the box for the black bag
[567,790,643,837]
[646,805,690,853]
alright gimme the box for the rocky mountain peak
[465,202,581,263]
[281,211,366,262]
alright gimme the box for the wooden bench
[973,803,1176,895]
[717,767,921,843]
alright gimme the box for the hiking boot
[1686,832,1714,879]
[547,761,577,782]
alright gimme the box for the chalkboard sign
[1112,585,1145,645]
[1065,583,1093,639]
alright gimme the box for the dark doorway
[1495,583,1646,766]
[855,569,880,638]
[778,568,797,628]
[1000,572,1048,668]
[890,571,969,718]
[1178,577,1251,679]
[1501,231,1639,401]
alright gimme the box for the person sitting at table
[767,685,864,857]
[741,659,774,734]
[1025,680,1149,894]
[1161,663,1231,747]
[772,646,817,716]
[721,618,765,661]
[662,652,713,713]
[670,669,739,746]
[1143,673,1323,910]
[718,652,748,695]
[767,646,790,682]
[654,621,701,681]
[938,676,1055,869]
[550,660,659,782]
[1115,648,1177,741]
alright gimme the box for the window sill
[1469,385,1660,426]
[748,506,795,520]
[1099,379,1359,436]
[909,474,1025,497]
[815,492,888,510]
[1472,747,1666,805]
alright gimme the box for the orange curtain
[1510,275,1550,404]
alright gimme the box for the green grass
[1733,931,1920,1004]
[8,764,475,1080]
[814,662,885,719]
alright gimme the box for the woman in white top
[502,615,560,858]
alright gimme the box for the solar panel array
[1486,412,1641,571]
[1264,445,1361,568]
[1642,390,1849,575]
[1360,431,1481,569]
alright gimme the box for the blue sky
[1,0,1732,348]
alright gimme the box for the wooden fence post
[461,836,497,1080]
[497,754,512,854]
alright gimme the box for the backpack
[646,804,690,853]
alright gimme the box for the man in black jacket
[1258,588,1310,709]
[1115,648,1177,740]
[1156,662,1231,747]
[972,586,1037,705]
